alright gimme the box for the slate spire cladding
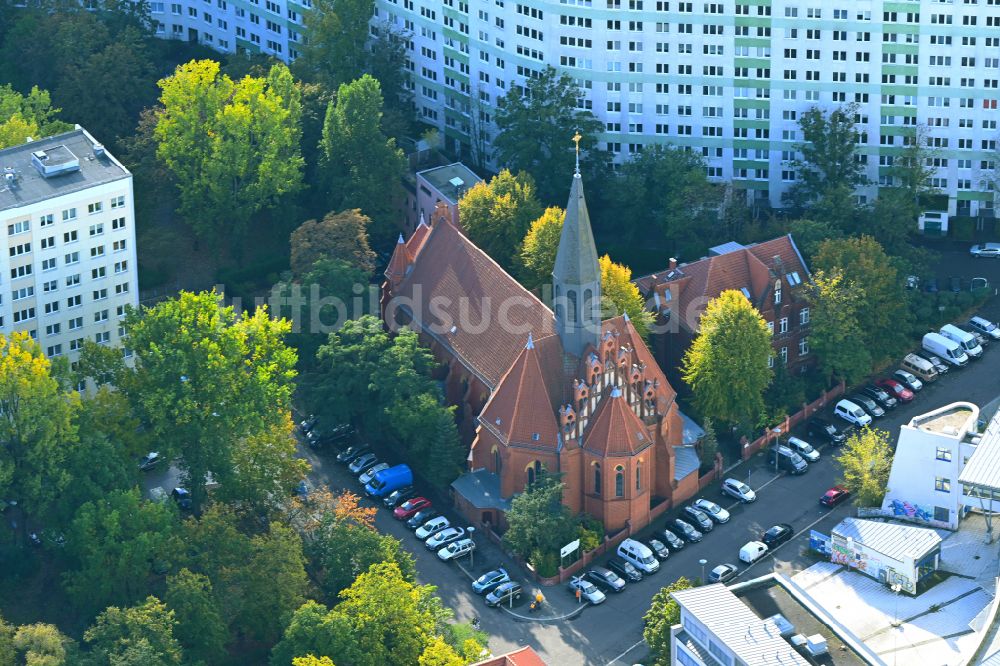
[552,171,601,359]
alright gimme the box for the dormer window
[788,271,802,286]
[774,279,782,305]
[740,287,751,299]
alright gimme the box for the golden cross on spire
[572,131,582,174]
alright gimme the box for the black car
[646,539,670,560]
[861,385,898,410]
[807,417,848,445]
[761,523,795,547]
[406,509,439,530]
[298,414,318,435]
[669,518,703,543]
[336,444,370,464]
[681,506,714,532]
[607,558,643,582]
[485,581,523,607]
[382,486,416,509]
[171,487,192,511]
[309,423,354,449]
[586,566,627,592]
[659,528,685,552]
[848,393,885,419]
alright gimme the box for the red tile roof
[388,219,556,388]
[583,385,653,456]
[471,646,548,666]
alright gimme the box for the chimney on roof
[772,254,784,274]
[668,257,677,270]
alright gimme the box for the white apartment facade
[0,127,139,365]
[149,0,1000,215]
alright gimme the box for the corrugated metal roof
[672,584,808,666]
[959,408,1000,491]
[673,446,701,481]
[679,409,706,445]
[832,518,942,562]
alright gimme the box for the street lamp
[699,558,707,584]
[743,442,752,487]
[772,427,783,474]
[467,526,476,568]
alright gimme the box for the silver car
[415,516,450,540]
[786,436,820,463]
[721,478,757,503]
[971,242,1000,258]
[425,526,466,551]
[358,462,390,485]
[567,577,606,605]
[693,498,730,524]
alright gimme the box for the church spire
[552,140,601,358]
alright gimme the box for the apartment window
[10,265,31,279]
[7,220,29,235]
[40,236,54,250]
[87,202,103,215]
[42,258,56,271]
[779,317,788,334]
[936,448,953,462]
[13,308,35,323]
[45,323,60,336]
[798,338,809,356]
[69,338,83,351]
[90,246,105,258]
[62,208,76,221]
[64,230,78,243]
[65,252,80,265]
[95,331,110,344]
[114,282,129,295]
[67,295,81,308]
[94,309,109,323]
[779,347,788,364]
[68,317,83,330]
[39,214,54,228]
[935,477,951,492]
[65,274,80,287]
[114,261,128,274]
[46,345,62,357]
[9,243,30,257]
[89,224,104,237]
[113,240,127,253]
[767,321,774,335]
[43,301,59,315]
[42,280,57,293]
[111,197,125,211]
[91,267,106,280]
[11,286,33,301]
[774,284,782,304]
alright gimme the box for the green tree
[494,66,606,204]
[787,219,842,263]
[164,569,228,665]
[699,418,718,467]
[503,477,577,565]
[296,0,374,89]
[643,577,694,665]
[519,206,564,289]
[418,636,464,666]
[599,255,655,339]
[155,60,304,245]
[0,614,14,665]
[294,657,337,666]
[11,623,76,666]
[0,332,79,537]
[83,597,184,666]
[836,427,893,507]
[785,103,867,224]
[887,126,938,209]
[457,170,544,271]
[290,209,377,277]
[386,392,465,490]
[681,291,773,428]
[613,144,721,246]
[270,600,353,666]
[806,270,872,384]
[121,291,297,510]
[319,75,406,245]
[0,84,72,149]
[813,236,911,363]
[63,489,180,615]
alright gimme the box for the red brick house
[382,171,702,534]
[634,237,813,390]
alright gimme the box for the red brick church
[382,169,703,534]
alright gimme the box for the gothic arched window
[615,465,625,497]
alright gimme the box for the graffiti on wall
[830,541,870,572]
[887,499,933,523]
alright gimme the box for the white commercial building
[0,128,139,365]
[147,0,1000,217]
[830,517,941,595]
[882,401,1000,531]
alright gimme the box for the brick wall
[742,380,846,460]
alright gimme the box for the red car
[875,378,914,403]
[394,497,432,520]
[820,486,851,507]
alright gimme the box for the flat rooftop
[416,162,482,204]
[0,128,129,212]
[736,584,868,666]
[910,402,978,437]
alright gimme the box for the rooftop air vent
[30,145,80,178]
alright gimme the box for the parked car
[336,444,369,464]
[786,437,820,463]
[298,414,318,435]
[607,557,644,582]
[848,393,885,419]
[892,369,923,392]
[970,242,1000,258]
[669,518,703,543]
[721,478,757,503]
[739,541,769,564]
[807,417,848,446]
[646,539,670,560]
[485,581,523,607]
[171,487,192,511]
[473,568,511,595]
[875,378,914,403]
[974,332,991,350]
[693,498,731,523]
[820,485,851,507]
[969,316,1000,341]
[658,528,686,552]
[923,277,939,293]
[139,452,161,471]
[586,566,627,592]
[914,352,950,375]
[767,445,808,474]
[834,399,873,428]
[901,354,939,383]
[383,487,416,509]
[425,526,466,551]
[708,564,738,584]
[358,462,390,486]
[682,506,714,532]
[394,496,432,520]
[861,385,898,410]
[438,538,475,561]
[348,452,378,475]
[415,516,450,540]
[406,509,439,530]
[567,578,606,605]
[761,523,795,548]
[617,538,660,573]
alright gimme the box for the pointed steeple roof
[553,173,600,286]
[583,383,652,457]
[384,233,412,285]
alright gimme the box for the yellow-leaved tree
[599,255,655,339]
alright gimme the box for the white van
[834,399,872,428]
[940,324,983,359]
[923,332,969,367]
[617,538,660,574]
[739,541,769,564]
